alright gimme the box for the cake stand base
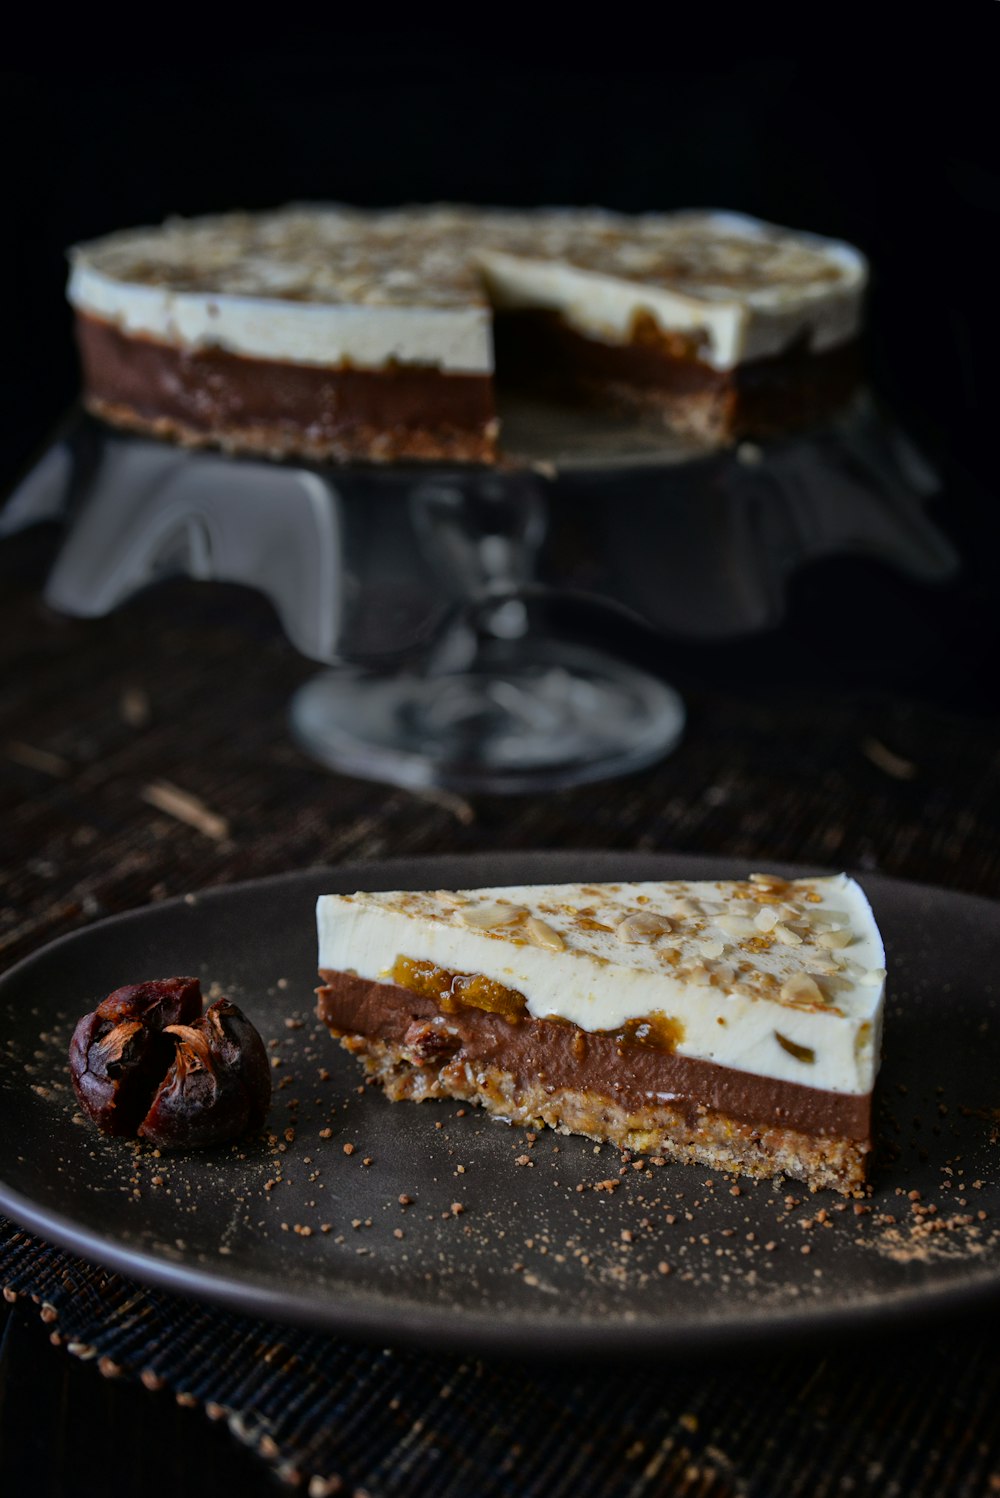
[289,642,685,794]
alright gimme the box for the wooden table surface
[2,470,1000,1495]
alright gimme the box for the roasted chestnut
[140,999,271,1148]
[69,977,202,1136]
[68,978,271,1147]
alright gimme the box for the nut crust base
[335,1031,870,1195]
[84,396,499,467]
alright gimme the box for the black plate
[1,851,999,1358]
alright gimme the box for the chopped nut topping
[523,916,566,951]
[754,908,778,933]
[773,923,803,947]
[818,929,853,949]
[434,890,470,906]
[698,938,726,960]
[615,912,672,944]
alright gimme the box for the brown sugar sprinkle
[319,1128,333,1139]
[342,1143,355,1156]
[398,1194,413,1207]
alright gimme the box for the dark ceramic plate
[1,851,999,1358]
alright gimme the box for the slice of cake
[477,208,867,445]
[316,873,885,1193]
[67,205,866,462]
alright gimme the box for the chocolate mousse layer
[317,969,871,1142]
[493,310,861,443]
[75,314,499,464]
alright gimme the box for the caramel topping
[392,955,527,1023]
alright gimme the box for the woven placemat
[3,1216,1000,1496]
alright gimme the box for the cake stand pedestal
[2,396,954,793]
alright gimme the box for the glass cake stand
[2,395,954,793]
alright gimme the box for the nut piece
[817,929,853,949]
[139,999,272,1149]
[698,937,726,960]
[671,898,702,918]
[779,972,826,1006]
[403,1019,462,1065]
[433,890,469,907]
[615,912,672,944]
[773,923,803,947]
[523,916,565,951]
[459,902,527,930]
[68,978,202,1136]
[716,914,755,938]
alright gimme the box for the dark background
[2,16,998,701]
[2,22,1000,1496]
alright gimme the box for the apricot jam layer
[606,1014,685,1053]
[392,956,527,1023]
[392,956,685,1052]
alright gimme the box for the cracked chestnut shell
[68,979,271,1147]
[69,977,203,1136]
[139,998,272,1149]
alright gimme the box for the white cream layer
[477,218,864,371]
[316,875,885,1096]
[68,261,494,374]
[68,206,865,376]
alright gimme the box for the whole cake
[315,872,885,1193]
[68,206,867,463]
